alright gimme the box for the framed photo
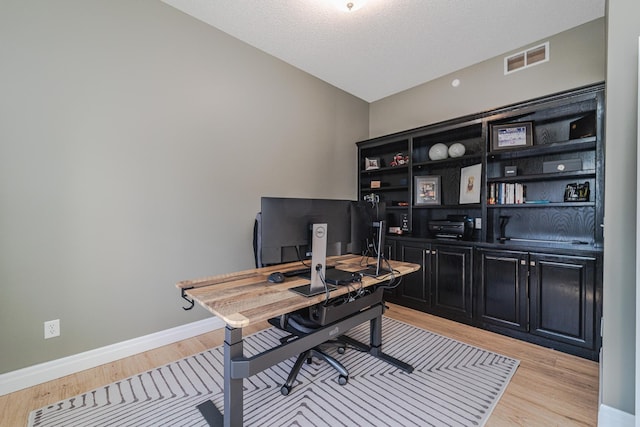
[459,163,482,204]
[414,175,441,205]
[491,122,533,151]
[365,157,381,170]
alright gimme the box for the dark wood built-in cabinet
[392,240,473,321]
[430,243,473,320]
[394,241,429,308]
[358,83,604,360]
[528,252,598,352]
[475,248,600,359]
[475,248,529,332]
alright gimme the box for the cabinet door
[395,241,430,309]
[529,253,596,349]
[476,249,528,331]
[431,244,473,319]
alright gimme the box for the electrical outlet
[475,218,482,229]
[44,319,60,339]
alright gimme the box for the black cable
[295,246,311,268]
[316,264,332,304]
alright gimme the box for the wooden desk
[177,254,420,427]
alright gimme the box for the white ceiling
[162,0,606,102]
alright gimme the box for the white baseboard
[598,404,634,426]
[0,317,225,397]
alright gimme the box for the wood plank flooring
[0,303,599,427]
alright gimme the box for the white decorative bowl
[428,143,448,161]
[448,143,466,158]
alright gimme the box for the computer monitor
[349,200,386,254]
[258,197,353,266]
[350,200,390,276]
[258,197,355,296]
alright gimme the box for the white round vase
[428,143,448,161]
[448,143,466,158]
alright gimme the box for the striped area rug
[28,317,519,427]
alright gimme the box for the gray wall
[0,0,368,374]
[602,0,640,416]
[369,18,605,138]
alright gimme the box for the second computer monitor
[350,201,390,276]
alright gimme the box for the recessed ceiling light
[451,79,461,87]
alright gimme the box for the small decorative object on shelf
[448,142,466,158]
[370,180,381,188]
[365,157,380,170]
[388,226,403,235]
[564,182,590,202]
[415,175,441,205]
[428,143,448,160]
[459,163,482,204]
[491,122,533,151]
[504,165,518,176]
[401,213,410,232]
[569,113,596,139]
[390,152,409,166]
[543,159,582,173]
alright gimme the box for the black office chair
[269,309,349,396]
[255,215,349,395]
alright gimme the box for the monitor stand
[289,223,335,297]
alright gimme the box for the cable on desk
[316,264,332,304]
[295,247,311,269]
[357,253,403,290]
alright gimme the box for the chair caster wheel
[338,375,348,386]
[281,385,292,396]
[337,346,346,354]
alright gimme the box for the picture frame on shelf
[491,122,533,151]
[564,181,590,202]
[365,157,381,170]
[414,175,441,205]
[459,163,482,204]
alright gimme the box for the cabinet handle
[530,261,536,267]
[431,250,436,255]
[520,260,527,265]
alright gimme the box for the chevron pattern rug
[28,317,518,427]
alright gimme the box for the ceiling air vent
[504,42,549,75]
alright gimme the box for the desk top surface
[177,254,420,328]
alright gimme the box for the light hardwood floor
[0,303,599,427]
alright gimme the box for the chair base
[280,347,349,396]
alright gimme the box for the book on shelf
[488,182,527,205]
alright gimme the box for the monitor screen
[258,197,354,266]
[349,200,387,255]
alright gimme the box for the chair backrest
[253,212,262,268]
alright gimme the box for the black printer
[428,215,474,240]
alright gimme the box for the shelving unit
[355,83,604,360]
[358,137,410,230]
[484,87,603,248]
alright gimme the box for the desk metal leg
[196,305,411,426]
[369,315,414,373]
[197,326,244,427]
[224,326,244,427]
